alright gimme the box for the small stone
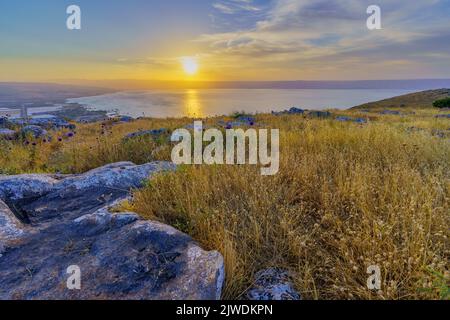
[247,268,301,301]
[20,125,48,138]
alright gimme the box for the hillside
[352,88,450,110]
[1,105,449,300]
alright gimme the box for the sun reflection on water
[185,89,203,118]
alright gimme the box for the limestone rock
[246,268,301,301]
[0,200,27,246]
[0,161,225,300]
[20,125,48,138]
[0,174,57,202]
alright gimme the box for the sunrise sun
[181,57,199,76]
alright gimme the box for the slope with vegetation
[352,89,450,110]
[1,106,449,300]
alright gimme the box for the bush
[433,97,450,109]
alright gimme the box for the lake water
[67,89,415,118]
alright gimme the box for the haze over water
[68,89,416,118]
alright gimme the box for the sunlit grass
[1,108,449,300]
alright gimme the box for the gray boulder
[0,117,12,128]
[27,115,76,130]
[21,125,48,138]
[0,200,28,247]
[380,110,401,115]
[53,161,175,196]
[0,174,57,202]
[0,161,225,300]
[246,268,301,300]
[124,129,168,140]
[117,115,134,123]
[0,128,16,139]
[308,111,332,119]
[75,114,107,123]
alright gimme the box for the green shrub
[433,97,450,109]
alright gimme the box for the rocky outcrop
[0,200,28,247]
[27,116,76,130]
[0,174,57,202]
[0,128,16,139]
[20,125,48,138]
[124,129,168,140]
[246,268,301,301]
[0,162,225,300]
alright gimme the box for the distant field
[353,89,450,110]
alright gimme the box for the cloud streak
[195,0,450,79]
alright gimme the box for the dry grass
[1,108,449,300]
[130,111,450,300]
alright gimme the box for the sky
[1,0,450,83]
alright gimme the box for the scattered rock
[117,115,134,123]
[75,114,107,123]
[124,129,169,140]
[335,116,352,122]
[8,115,76,130]
[287,107,305,115]
[235,115,256,124]
[431,129,447,139]
[0,117,13,128]
[335,116,367,124]
[435,114,450,119]
[0,161,225,300]
[20,125,48,138]
[407,126,425,133]
[0,128,16,139]
[380,110,401,115]
[354,118,368,124]
[272,107,306,115]
[217,120,256,129]
[308,111,332,119]
[246,268,301,301]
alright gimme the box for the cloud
[194,0,450,79]
[115,0,450,80]
[213,0,262,15]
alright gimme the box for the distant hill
[0,82,115,108]
[61,79,450,90]
[352,89,450,110]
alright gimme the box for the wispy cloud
[213,0,262,15]
[195,0,450,79]
[113,0,450,80]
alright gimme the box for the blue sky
[1,0,449,81]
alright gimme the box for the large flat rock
[0,162,224,300]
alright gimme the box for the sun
[181,57,199,76]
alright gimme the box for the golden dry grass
[1,107,449,300]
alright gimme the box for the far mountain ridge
[352,88,450,109]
